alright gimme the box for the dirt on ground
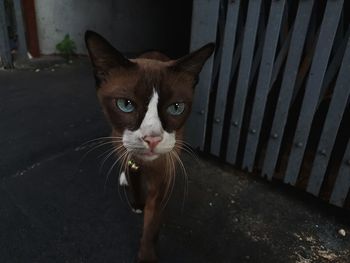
[0,59,349,263]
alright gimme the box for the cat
[85,30,214,263]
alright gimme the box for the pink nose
[143,135,162,150]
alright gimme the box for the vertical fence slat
[248,3,266,89]
[229,28,243,85]
[226,0,262,164]
[190,0,350,208]
[318,28,350,107]
[330,140,350,207]
[210,0,240,156]
[333,9,344,57]
[186,0,220,150]
[270,27,292,89]
[242,0,286,171]
[291,28,319,106]
[0,0,13,68]
[307,35,350,196]
[212,0,230,83]
[262,0,314,179]
[279,1,289,45]
[284,0,344,185]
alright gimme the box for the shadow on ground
[0,59,349,263]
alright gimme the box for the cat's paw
[137,254,157,263]
[132,208,143,214]
[119,171,128,186]
[131,202,144,214]
[137,260,158,263]
[138,244,157,263]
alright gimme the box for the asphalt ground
[0,59,349,263]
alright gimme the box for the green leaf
[56,34,77,60]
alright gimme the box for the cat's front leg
[127,168,145,214]
[138,189,163,263]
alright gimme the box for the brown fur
[85,30,214,262]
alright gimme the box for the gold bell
[128,160,139,171]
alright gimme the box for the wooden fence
[187,0,350,208]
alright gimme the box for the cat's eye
[167,102,185,116]
[116,98,135,113]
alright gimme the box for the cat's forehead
[99,59,194,101]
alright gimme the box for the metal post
[13,0,28,60]
[0,0,13,68]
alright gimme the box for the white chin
[138,153,160,161]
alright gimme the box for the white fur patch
[140,90,162,135]
[122,89,176,161]
[119,171,128,186]
[132,208,143,214]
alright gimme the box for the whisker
[97,146,117,160]
[116,151,129,203]
[175,140,196,153]
[97,143,125,160]
[175,144,199,163]
[77,140,123,166]
[160,152,176,211]
[175,142,202,166]
[160,153,172,209]
[123,145,147,150]
[175,140,198,156]
[80,136,124,146]
[160,155,169,210]
[99,144,125,175]
[104,150,128,190]
[172,150,188,211]
[122,153,135,211]
[168,152,177,207]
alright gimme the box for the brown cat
[85,30,214,262]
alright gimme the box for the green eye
[116,98,135,113]
[167,102,185,116]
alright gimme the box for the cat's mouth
[141,151,158,157]
[136,150,160,161]
[123,146,162,160]
[122,134,175,161]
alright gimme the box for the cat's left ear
[170,43,215,76]
[85,30,135,83]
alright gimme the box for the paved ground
[0,60,349,263]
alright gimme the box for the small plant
[56,34,76,60]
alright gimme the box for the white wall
[34,0,192,56]
[35,0,113,54]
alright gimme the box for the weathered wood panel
[186,0,220,150]
[330,140,350,207]
[211,0,241,156]
[190,0,349,208]
[262,0,314,179]
[242,0,286,171]
[226,0,263,164]
[307,35,350,196]
[284,0,343,185]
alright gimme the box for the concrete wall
[34,0,192,57]
[34,0,113,54]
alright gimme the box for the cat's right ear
[170,43,215,77]
[85,30,135,84]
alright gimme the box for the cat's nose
[143,135,162,150]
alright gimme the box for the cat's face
[85,31,214,161]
